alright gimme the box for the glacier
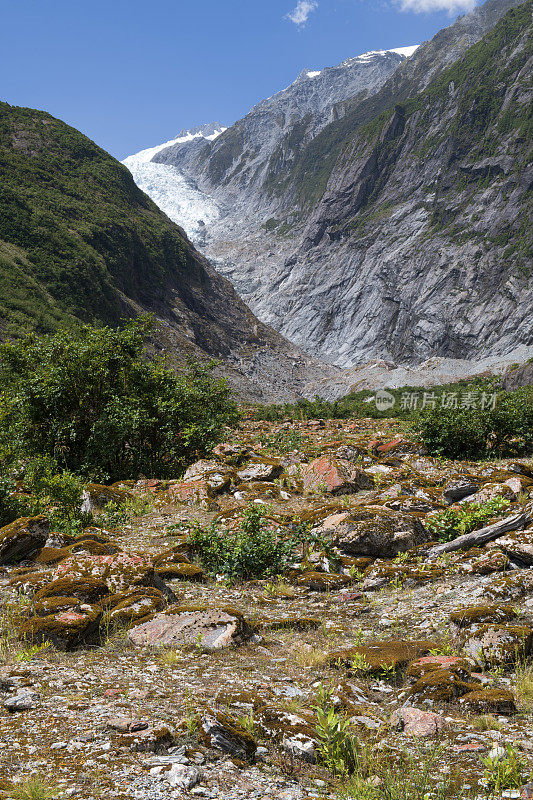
[122,127,226,242]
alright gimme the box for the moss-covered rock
[407,668,482,705]
[53,552,157,594]
[406,655,473,681]
[102,588,167,630]
[482,571,533,603]
[328,639,439,675]
[301,457,372,495]
[199,708,257,761]
[20,604,103,650]
[296,571,352,591]
[450,604,517,628]
[0,516,49,564]
[34,546,71,565]
[34,576,110,604]
[154,561,204,581]
[80,484,132,514]
[462,625,533,667]
[460,688,517,714]
[320,507,430,558]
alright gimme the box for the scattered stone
[3,689,39,712]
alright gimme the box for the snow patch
[306,70,322,78]
[387,45,419,57]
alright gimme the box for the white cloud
[397,0,476,13]
[286,0,318,26]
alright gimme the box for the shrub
[0,318,238,482]
[313,684,362,777]
[189,505,298,581]
[416,387,533,460]
[424,496,511,542]
[415,407,490,460]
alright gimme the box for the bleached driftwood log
[426,512,529,558]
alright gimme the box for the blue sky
[1,0,478,159]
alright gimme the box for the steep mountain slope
[152,48,415,215]
[0,102,341,400]
[267,1,532,365]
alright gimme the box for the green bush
[425,496,510,542]
[0,476,23,527]
[0,318,238,482]
[189,505,298,581]
[416,387,533,459]
[415,407,490,460]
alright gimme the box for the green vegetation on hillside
[0,102,207,338]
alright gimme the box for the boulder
[53,553,162,594]
[460,688,517,714]
[80,484,131,514]
[462,625,533,667]
[482,571,533,603]
[443,479,479,503]
[128,607,253,650]
[450,604,517,628]
[34,576,109,604]
[155,562,204,581]
[302,457,373,495]
[406,669,481,705]
[328,639,439,674]
[236,459,283,482]
[0,516,49,564]
[20,605,102,650]
[390,707,448,737]
[102,588,167,629]
[168,480,217,510]
[459,482,515,505]
[296,572,352,591]
[406,655,473,681]
[199,708,257,760]
[321,507,429,558]
[498,529,533,565]
[254,706,317,763]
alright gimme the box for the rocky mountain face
[130,0,531,373]
[152,48,414,214]
[0,102,342,401]
[265,1,533,366]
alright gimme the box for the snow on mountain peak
[306,70,322,78]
